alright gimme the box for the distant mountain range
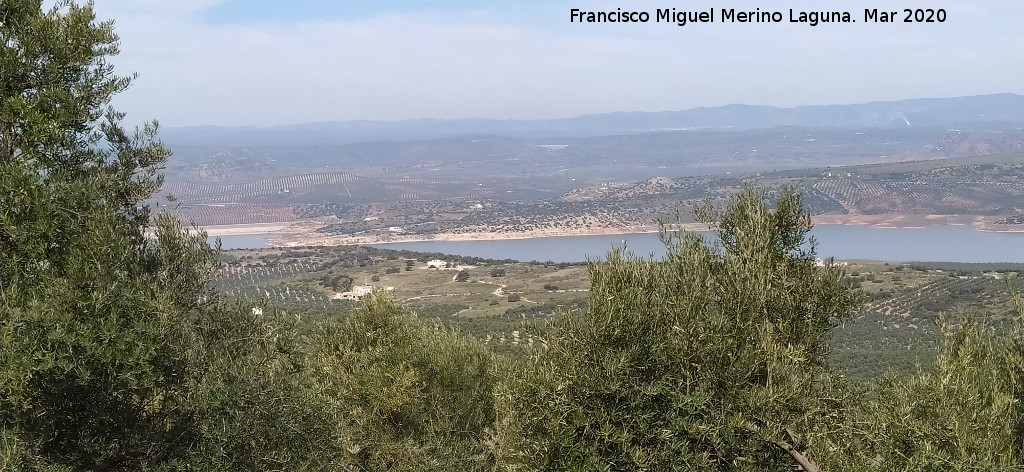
[163,94,1023,146]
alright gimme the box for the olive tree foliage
[1,2,334,470]
[813,289,1024,471]
[488,186,859,471]
[1,0,165,283]
[305,293,496,471]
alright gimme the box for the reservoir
[212,225,1024,263]
[210,234,274,250]
[371,225,1024,263]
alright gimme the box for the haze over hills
[163,94,1024,147]
[156,93,1024,242]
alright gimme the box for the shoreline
[198,213,1024,248]
[296,226,672,247]
[201,222,293,237]
[267,225,673,247]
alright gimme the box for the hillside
[170,153,1023,245]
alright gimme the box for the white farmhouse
[352,285,374,297]
[334,284,378,300]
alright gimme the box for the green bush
[305,295,495,471]
[814,292,1024,471]
[488,187,860,471]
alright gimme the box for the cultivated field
[214,245,1023,380]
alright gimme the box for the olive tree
[813,289,1024,471]
[1,2,336,469]
[306,294,496,471]
[489,186,859,471]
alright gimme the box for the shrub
[488,186,859,471]
[306,295,495,470]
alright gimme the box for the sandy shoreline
[271,226,673,247]
[200,222,294,237]
[197,213,1023,248]
[810,214,1024,233]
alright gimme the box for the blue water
[810,225,1022,263]
[209,234,273,250]
[370,225,1024,263]
[209,225,1024,263]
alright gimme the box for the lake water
[370,225,1024,263]
[209,234,273,250]
[210,225,1024,263]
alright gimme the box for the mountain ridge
[163,94,1024,146]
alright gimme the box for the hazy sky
[89,0,1024,127]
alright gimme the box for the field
[214,244,1023,380]
[829,261,1021,380]
[215,245,591,350]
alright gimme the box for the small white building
[427,259,446,269]
[335,285,375,301]
[814,258,848,267]
[352,285,374,297]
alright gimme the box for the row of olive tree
[2,2,1021,470]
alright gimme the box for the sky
[87,0,1024,127]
